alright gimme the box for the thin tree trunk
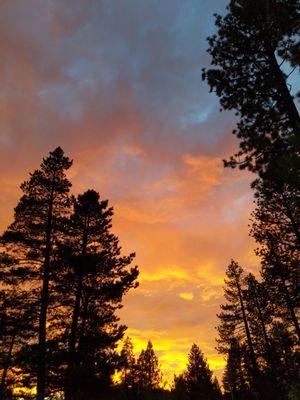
[65,224,88,400]
[252,284,272,359]
[267,46,300,136]
[251,283,280,400]
[64,277,83,400]
[282,193,300,246]
[280,274,300,341]
[0,332,16,390]
[236,278,258,373]
[272,249,300,341]
[76,296,89,364]
[37,189,54,400]
[235,276,263,399]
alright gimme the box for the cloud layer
[0,0,259,383]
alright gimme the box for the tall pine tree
[217,261,261,397]
[52,190,139,400]
[2,147,72,400]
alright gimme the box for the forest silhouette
[0,1,299,399]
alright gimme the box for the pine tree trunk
[235,276,262,399]
[267,46,300,137]
[37,190,54,400]
[77,298,88,361]
[282,193,300,245]
[252,286,280,399]
[272,249,300,341]
[64,277,83,400]
[65,228,88,400]
[236,278,258,373]
[280,274,300,341]
[252,287,272,360]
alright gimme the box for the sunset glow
[0,0,261,386]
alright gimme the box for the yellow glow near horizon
[121,329,226,387]
[14,386,36,396]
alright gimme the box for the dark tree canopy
[202,0,300,175]
[2,147,73,400]
[136,341,162,393]
[173,344,221,400]
[222,339,249,399]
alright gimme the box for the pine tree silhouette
[2,147,72,399]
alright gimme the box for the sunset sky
[0,0,261,384]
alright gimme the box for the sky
[0,0,261,385]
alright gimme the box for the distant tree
[0,289,35,395]
[2,147,72,400]
[173,373,188,400]
[0,253,16,394]
[202,0,300,175]
[217,261,262,397]
[136,341,161,395]
[0,253,36,397]
[120,337,137,396]
[181,343,217,400]
[217,262,258,371]
[211,376,223,400]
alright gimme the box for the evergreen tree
[217,261,261,396]
[52,190,139,400]
[2,147,72,400]
[222,339,249,400]
[243,274,274,369]
[202,0,300,175]
[185,344,213,400]
[120,337,137,396]
[0,253,35,396]
[136,341,161,395]
[173,373,188,400]
[211,376,223,400]
[217,262,257,369]
[0,252,42,398]
[0,288,34,395]
[269,322,299,397]
[250,183,300,342]
[202,4,300,399]
[173,344,221,400]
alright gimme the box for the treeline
[202,1,300,400]
[0,147,139,400]
[118,338,222,400]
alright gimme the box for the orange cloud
[179,292,194,301]
[0,0,257,388]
